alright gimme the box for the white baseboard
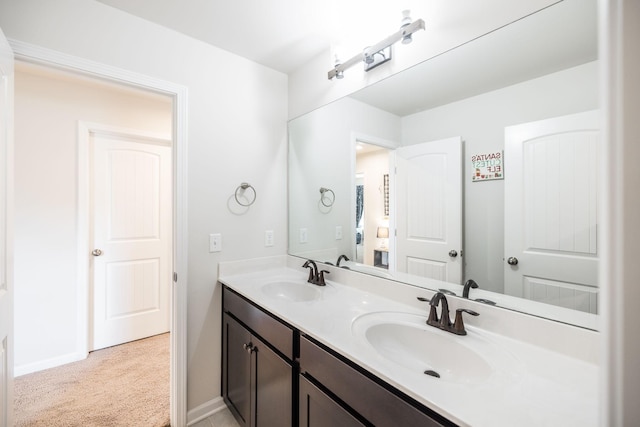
[187,396,227,426]
[15,351,88,377]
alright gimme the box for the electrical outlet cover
[265,230,274,247]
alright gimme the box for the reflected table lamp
[377,226,389,249]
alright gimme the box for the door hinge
[173,272,178,282]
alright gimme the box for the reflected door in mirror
[395,137,463,284]
[504,111,599,313]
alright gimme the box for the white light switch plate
[209,233,222,252]
[335,226,343,240]
[299,228,308,244]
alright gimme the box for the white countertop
[219,264,598,427]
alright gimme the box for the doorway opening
[13,59,175,424]
[354,142,392,269]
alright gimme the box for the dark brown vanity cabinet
[299,375,365,427]
[222,286,294,427]
[222,284,457,427]
[299,336,456,427]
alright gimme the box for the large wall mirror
[288,0,598,329]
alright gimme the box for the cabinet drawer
[299,336,454,427]
[223,286,295,360]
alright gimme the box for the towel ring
[235,182,256,207]
[319,187,335,207]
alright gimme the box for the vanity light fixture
[328,10,425,80]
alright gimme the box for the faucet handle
[417,297,440,325]
[427,305,439,325]
[317,270,330,286]
[452,308,479,335]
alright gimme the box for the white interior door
[0,28,13,427]
[504,110,599,313]
[91,129,171,351]
[395,137,463,284]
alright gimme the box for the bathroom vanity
[222,287,294,426]
[223,285,451,426]
[219,256,599,427]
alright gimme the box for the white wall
[13,64,172,373]
[0,0,288,413]
[288,97,399,263]
[402,61,598,292]
[288,0,559,119]
[601,0,640,424]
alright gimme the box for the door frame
[10,40,188,426]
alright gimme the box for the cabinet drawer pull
[243,342,257,353]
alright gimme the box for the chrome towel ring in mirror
[235,182,256,206]
[319,187,335,207]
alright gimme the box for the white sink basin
[261,281,327,302]
[351,311,522,385]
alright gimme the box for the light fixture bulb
[400,9,412,28]
[363,47,375,64]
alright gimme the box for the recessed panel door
[504,110,599,313]
[91,131,171,350]
[395,137,463,284]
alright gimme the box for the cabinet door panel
[300,375,365,427]
[300,336,452,427]
[254,334,293,427]
[223,314,251,426]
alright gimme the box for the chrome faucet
[302,260,329,286]
[336,254,350,267]
[418,292,479,336]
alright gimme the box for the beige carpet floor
[14,333,170,427]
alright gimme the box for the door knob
[92,249,103,256]
[448,250,458,258]
[507,256,518,266]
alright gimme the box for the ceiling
[97,0,425,74]
[95,0,535,75]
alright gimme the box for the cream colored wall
[13,64,172,372]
